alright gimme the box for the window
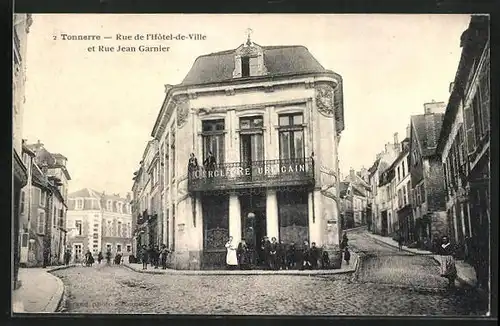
[416,185,421,205]
[397,167,401,182]
[40,190,46,208]
[93,233,98,239]
[76,198,83,210]
[239,116,264,164]
[116,244,122,253]
[402,161,406,177]
[107,221,112,236]
[202,119,225,165]
[278,192,309,244]
[127,223,131,237]
[164,135,170,183]
[107,200,112,211]
[118,221,122,237]
[479,63,490,134]
[278,113,305,160]
[403,186,407,206]
[398,189,403,207]
[94,223,99,228]
[126,245,131,252]
[106,244,111,251]
[20,191,25,214]
[241,56,250,77]
[37,211,46,234]
[75,220,82,236]
[93,244,98,248]
[420,184,425,203]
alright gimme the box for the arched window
[106,200,112,211]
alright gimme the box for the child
[321,250,330,269]
[344,247,351,265]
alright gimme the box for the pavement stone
[50,231,488,315]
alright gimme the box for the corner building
[149,40,345,269]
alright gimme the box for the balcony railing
[188,157,315,192]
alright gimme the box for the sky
[22,14,472,195]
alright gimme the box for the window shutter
[480,66,490,133]
[463,102,476,154]
[37,211,45,234]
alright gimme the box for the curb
[122,254,359,276]
[46,264,77,312]
[365,233,477,288]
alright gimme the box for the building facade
[23,141,71,266]
[134,39,345,269]
[13,13,33,289]
[437,15,490,290]
[67,189,133,260]
[393,138,412,243]
[368,138,401,235]
[409,102,447,250]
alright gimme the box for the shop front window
[278,191,309,245]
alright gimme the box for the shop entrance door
[240,193,266,266]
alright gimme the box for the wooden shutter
[37,211,45,234]
[480,64,490,133]
[463,100,476,154]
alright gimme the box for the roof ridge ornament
[245,28,253,46]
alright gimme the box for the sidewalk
[123,252,359,276]
[12,264,76,313]
[365,232,478,288]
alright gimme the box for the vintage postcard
[12,13,491,316]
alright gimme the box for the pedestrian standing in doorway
[236,240,250,270]
[397,232,404,251]
[277,240,286,270]
[225,236,238,270]
[438,236,457,289]
[344,246,351,265]
[64,249,71,266]
[310,242,320,269]
[269,237,279,270]
[160,244,170,270]
[300,241,312,270]
[286,243,296,270]
[153,245,160,269]
[141,245,149,270]
[340,232,349,250]
[262,236,272,270]
[42,247,50,268]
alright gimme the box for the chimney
[375,153,382,161]
[393,132,399,145]
[406,124,411,139]
[349,168,355,180]
[449,82,455,94]
[424,101,446,114]
[385,143,390,153]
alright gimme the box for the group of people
[139,244,170,270]
[224,233,352,270]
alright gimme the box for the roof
[181,45,327,86]
[411,113,445,158]
[151,43,345,138]
[339,182,350,197]
[352,186,365,197]
[69,188,128,201]
[368,158,380,175]
[52,153,68,160]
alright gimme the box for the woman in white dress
[225,236,238,270]
[438,236,457,288]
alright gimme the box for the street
[51,229,488,315]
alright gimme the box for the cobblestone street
[51,230,488,316]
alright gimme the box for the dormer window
[241,56,250,77]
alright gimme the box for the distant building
[132,36,346,269]
[409,101,447,249]
[436,15,490,290]
[67,189,133,261]
[368,137,401,235]
[22,140,71,266]
[343,168,371,227]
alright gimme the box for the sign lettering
[190,163,307,180]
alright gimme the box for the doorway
[381,210,388,236]
[240,193,266,265]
